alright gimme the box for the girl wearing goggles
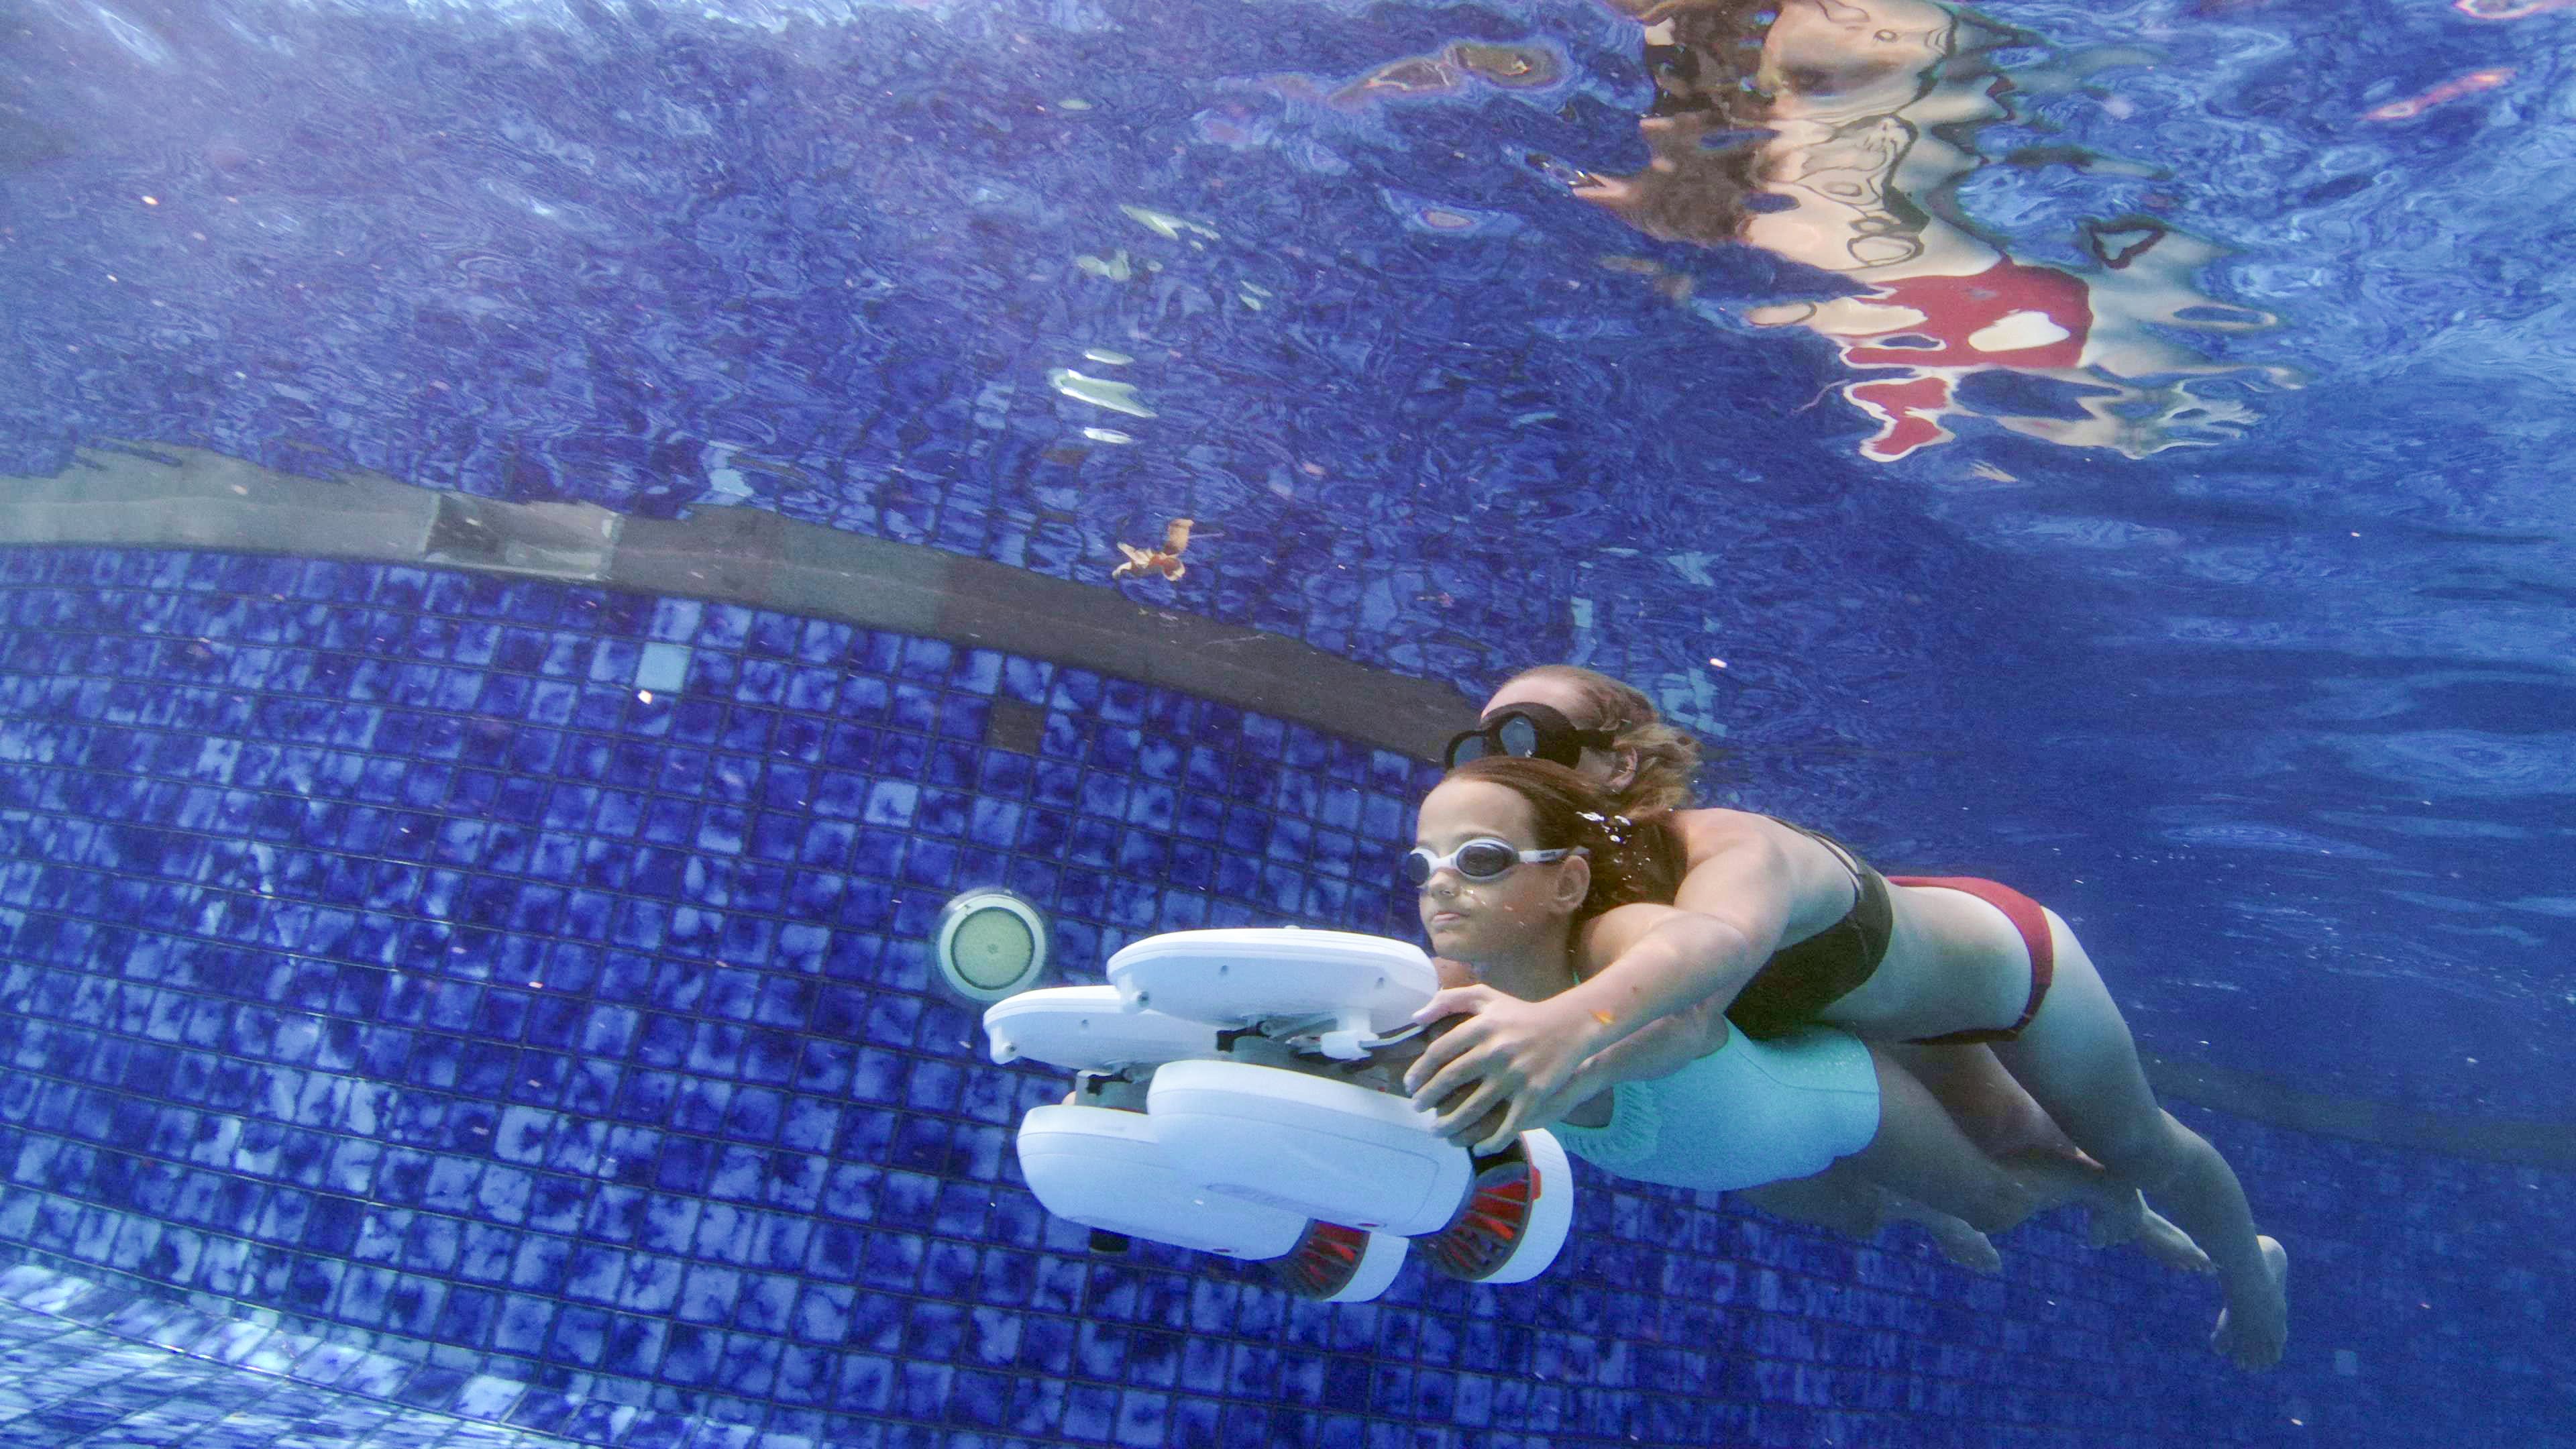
[1409,665,2286,1372]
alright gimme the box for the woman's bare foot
[2084,1189,2214,1273]
[2084,1183,2147,1248]
[2135,1205,2214,1275]
[1872,1194,2002,1273]
[2210,1235,2289,1370]
[1917,1213,2002,1274]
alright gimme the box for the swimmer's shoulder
[1666,805,1792,864]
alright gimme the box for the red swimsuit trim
[1885,875,2055,1045]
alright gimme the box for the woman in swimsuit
[1405,665,2288,1370]
[1413,755,2164,1258]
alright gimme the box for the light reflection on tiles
[0,1285,586,1449]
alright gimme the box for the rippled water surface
[5,0,2573,1115]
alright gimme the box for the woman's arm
[1405,871,1793,1150]
[1528,888,1783,1123]
[1536,996,1727,1126]
[1566,857,1792,1034]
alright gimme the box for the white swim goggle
[1402,838,1587,887]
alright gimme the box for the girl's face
[1413,779,1589,963]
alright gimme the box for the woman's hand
[1402,985,1608,1154]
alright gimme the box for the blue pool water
[3,0,2573,1444]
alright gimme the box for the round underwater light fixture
[934,889,1049,1002]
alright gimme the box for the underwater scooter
[983,927,1577,1302]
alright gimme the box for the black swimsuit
[1724,820,1894,1041]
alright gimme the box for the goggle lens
[1442,705,1607,773]
[1403,838,1558,886]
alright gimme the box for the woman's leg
[1844,1049,2130,1238]
[1988,914,2287,1370]
[1888,1040,2214,1274]
[1884,1042,2076,1159]
[1872,1189,2010,1274]
[1735,1164,1890,1240]
[1737,1163,2003,1272]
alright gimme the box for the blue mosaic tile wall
[0,1270,586,1449]
[1,545,2570,1449]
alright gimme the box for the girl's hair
[1498,665,1704,814]
[1444,756,1684,919]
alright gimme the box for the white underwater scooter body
[1106,927,1439,1059]
[987,928,1576,1297]
[989,977,1411,1302]
[981,983,1220,1072]
[1144,1059,1470,1236]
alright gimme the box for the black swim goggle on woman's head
[1402,837,1587,887]
[1442,702,1620,771]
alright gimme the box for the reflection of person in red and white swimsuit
[1837,256,2096,459]
[1844,259,2096,372]
[1574,0,2281,462]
